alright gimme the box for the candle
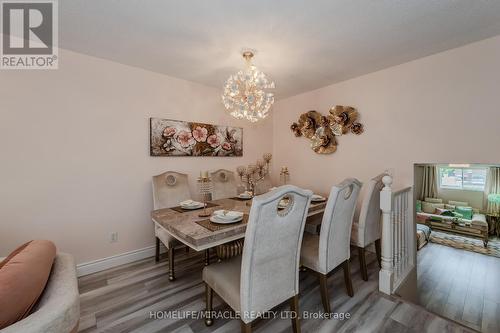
[202,171,208,179]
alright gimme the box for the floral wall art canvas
[150,118,243,157]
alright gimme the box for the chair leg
[155,237,160,262]
[205,249,210,266]
[205,283,213,326]
[289,295,301,333]
[240,320,251,333]
[343,260,354,297]
[358,246,368,281]
[318,273,331,313]
[375,239,382,268]
[168,243,175,281]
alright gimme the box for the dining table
[151,196,327,280]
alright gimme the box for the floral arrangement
[150,118,243,156]
[290,105,364,154]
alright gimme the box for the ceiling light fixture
[222,50,275,123]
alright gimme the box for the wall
[0,49,273,264]
[272,35,500,197]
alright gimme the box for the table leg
[168,243,175,281]
[205,249,210,266]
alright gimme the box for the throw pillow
[416,200,422,212]
[448,200,468,207]
[425,197,443,204]
[0,240,56,329]
[444,204,456,211]
[435,208,454,216]
[422,202,435,214]
[455,206,473,220]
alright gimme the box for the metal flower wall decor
[290,105,364,154]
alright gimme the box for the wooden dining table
[151,196,327,280]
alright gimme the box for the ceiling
[60,0,500,99]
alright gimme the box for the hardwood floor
[79,247,472,333]
[418,242,500,332]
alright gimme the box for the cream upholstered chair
[210,169,238,200]
[203,185,313,333]
[300,178,362,313]
[350,174,385,281]
[152,171,191,281]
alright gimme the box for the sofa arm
[471,213,488,228]
[0,253,80,333]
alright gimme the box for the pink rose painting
[207,134,221,148]
[150,118,243,157]
[192,126,208,142]
[176,130,195,148]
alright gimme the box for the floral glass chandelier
[222,51,275,123]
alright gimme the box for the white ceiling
[60,0,500,99]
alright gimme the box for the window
[438,167,487,191]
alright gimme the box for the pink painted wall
[272,35,500,196]
[0,49,273,264]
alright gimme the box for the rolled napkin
[180,199,202,207]
[311,194,326,201]
[238,191,253,198]
[213,210,244,221]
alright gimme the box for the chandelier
[222,51,275,123]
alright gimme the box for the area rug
[429,231,500,258]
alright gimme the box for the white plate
[213,210,244,221]
[181,202,204,210]
[237,194,252,199]
[311,195,326,202]
[210,215,243,224]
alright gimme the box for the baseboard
[76,244,165,277]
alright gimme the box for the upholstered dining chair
[350,174,385,281]
[203,185,313,333]
[152,171,191,281]
[210,169,238,200]
[300,178,362,313]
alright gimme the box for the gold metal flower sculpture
[297,110,322,139]
[290,105,364,154]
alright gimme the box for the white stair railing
[379,174,415,294]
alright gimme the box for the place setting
[170,199,218,213]
[196,209,248,232]
[232,191,253,201]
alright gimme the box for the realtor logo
[1,0,58,69]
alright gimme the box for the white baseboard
[77,244,165,277]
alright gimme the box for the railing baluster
[379,173,415,295]
[379,175,394,294]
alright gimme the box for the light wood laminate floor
[79,247,473,333]
[418,242,500,333]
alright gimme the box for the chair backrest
[210,169,237,200]
[152,171,191,210]
[357,173,385,246]
[318,178,362,274]
[239,185,312,322]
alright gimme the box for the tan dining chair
[350,173,385,281]
[203,185,313,333]
[152,171,191,281]
[300,178,362,313]
[210,169,238,200]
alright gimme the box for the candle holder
[237,153,272,197]
[197,176,212,217]
[280,166,290,185]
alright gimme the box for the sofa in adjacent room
[416,198,489,247]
